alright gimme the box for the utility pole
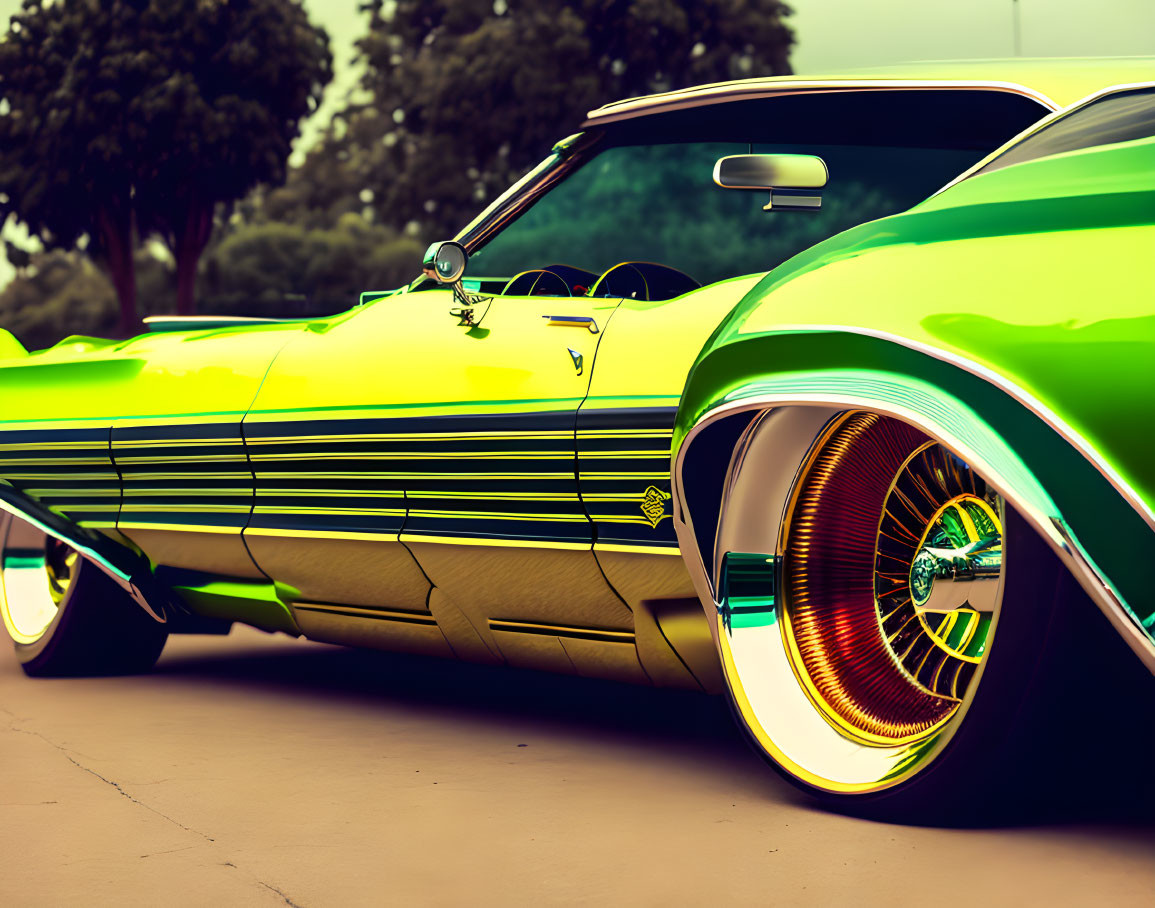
[1012,0,1022,56]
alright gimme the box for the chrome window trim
[724,324,1155,536]
[584,79,1059,126]
[933,79,1155,196]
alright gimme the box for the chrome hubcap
[875,446,1003,706]
[908,494,1002,658]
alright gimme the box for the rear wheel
[713,409,1131,821]
[0,516,167,676]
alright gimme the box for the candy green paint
[680,135,1155,639]
[170,578,299,635]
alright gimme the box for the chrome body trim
[933,79,1155,196]
[0,485,166,622]
[142,315,299,333]
[585,79,1059,125]
[727,324,1155,535]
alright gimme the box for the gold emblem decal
[639,485,671,528]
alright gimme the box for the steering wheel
[501,264,599,297]
[588,262,701,301]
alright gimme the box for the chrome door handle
[543,315,598,333]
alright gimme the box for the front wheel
[0,515,167,676]
[713,410,1138,822]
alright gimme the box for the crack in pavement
[140,843,205,859]
[11,726,215,843]
[5,719,310,903]
[259,881,305,907]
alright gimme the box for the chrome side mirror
[713,154,828,211]
[423,240,468,286]
[422,240,489,327]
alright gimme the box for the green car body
[677,112,1155,667]
[1,59,1152,814]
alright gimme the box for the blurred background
[0,0,1150,350]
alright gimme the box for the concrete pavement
[1,627,1152,906]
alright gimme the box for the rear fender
[673,334,1155,673]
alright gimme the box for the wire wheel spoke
[782,412,1004,746]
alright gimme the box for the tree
[0,0,332,334]
[0,245,177,351]
[5,240,31,278]
[337,0,794,240]
[199,212,423,318]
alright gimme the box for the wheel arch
[672,329,1155,673]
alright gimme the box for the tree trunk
[173,197,215,316]
[96,203,137,337]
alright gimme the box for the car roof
[585,57,1155,125]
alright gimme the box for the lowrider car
[2,60,1152,819]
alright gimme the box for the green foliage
[473,143,974,287]
[0,252,117,351]
[0,248,177,351]
[199,213,422,317]
[0,0,332,328]
[297,0,793,241]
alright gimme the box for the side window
[470,141,978,289]
[970,86,1155,178]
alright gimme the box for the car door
[107,326,301,583]
[242,286,643,677]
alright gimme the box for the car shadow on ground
[153,632,778,783]
[151,632,1155,834]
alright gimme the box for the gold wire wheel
[782,412,1003,746]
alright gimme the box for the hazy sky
[0,0,1151,153]
[791,0,1155,70]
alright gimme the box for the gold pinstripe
[119,522,242,533]
[24,488,120,497]
[120,503,251,513]
[252,452,573,461]
[577,451,670,459]
[259,471,576,480]
[587,513,666,525]
[594,542,681,555]
[117,455,247,464]
[121,472,253,481]
[112,438,240,448]
[246,431,575,444]
[579,471,671,479]
[252,506,406,516]
[118,487,251,494]
[255,489,405,498]
[0,458,109,466]
[244,526,400,541]
[406,509,582,522]
[405,490,576,500]
[400,533,589,550]
[0,417,679,545]
[4,472,119,481]
[0,441,107,451]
